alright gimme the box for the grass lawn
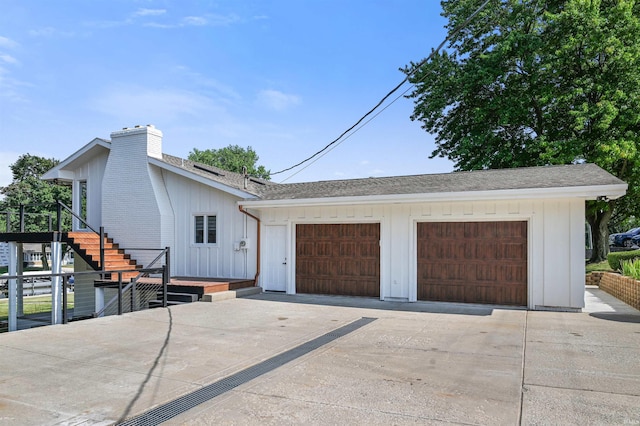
[1,266,51,275]
[0,293,75,322]
[586,260,613,273]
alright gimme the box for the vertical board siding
[256,198,582,309]
[164,173,255,279]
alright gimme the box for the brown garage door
[417,221,527,306]
[296,223,380,297]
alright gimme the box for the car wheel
[624,239,634,248]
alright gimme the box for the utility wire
[272,0,493,180]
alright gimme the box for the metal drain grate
[118,317,377,425]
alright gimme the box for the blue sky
[0,1,454,188]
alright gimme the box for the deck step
[148,300,186,308]
[164,292,199,303]
[148,291,200,309]
[202,286,262,302]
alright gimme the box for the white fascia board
[40,169,75,181]
[148,157,259,200]
[240,183,628,209]
[41,138,111,181]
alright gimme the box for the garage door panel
[476,264,497,281]
[418,221,527,306]
[296,223,380,297]
[339,242,356,256]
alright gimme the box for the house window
[78,180,88,230]
[194,215,217,244]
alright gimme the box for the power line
[272,0,493,180]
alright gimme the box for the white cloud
[205,13,241,26]
[146,13,240,29]
[28,27,75,38]
[0,43,29,102]
[0,36,18,49]
[143,22,174,29]
[182,16,208,26]
[171,65,241,101]
[0,54,18,65]
[256,89,301,111]
[133,8,166,17]
[0,152,20,190]
[89,86,223,122]
[84,19,129,29]
[360,160,370,165]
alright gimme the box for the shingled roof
[254,163,626,201]
[157,154,275,196]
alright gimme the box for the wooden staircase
[64,231,141,280]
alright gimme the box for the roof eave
[41,138,111,181]
[240,183,628,208]
[148,157,260,200]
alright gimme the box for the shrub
[621,259,640,280]
[607,249,640,271]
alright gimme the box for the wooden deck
[135,277,256,298]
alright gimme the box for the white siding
[255,198,587,310]
[163,172,257,279]
[70,152,108,231]
[72,256,101,317]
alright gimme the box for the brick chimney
[101,125,174,264]
[109,124,163,160]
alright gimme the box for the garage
[417,221,528,306]
[296,223,380,297]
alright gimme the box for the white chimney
[109,124,163,160]
[102,125,174,265]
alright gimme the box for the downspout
[238,205,260,286]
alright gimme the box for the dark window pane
[195,216,204,244]
[207,215,217,244]
[79,181,87,229]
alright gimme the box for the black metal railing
[1,200,96,234]
[94,247,170,318]
[3,201,107,275]
[2,202,172,321]
[0,263,169,333]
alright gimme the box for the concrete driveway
[0,287,637,425]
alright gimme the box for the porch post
[8,242,18,332]
[50,241,63,325]
[95,287,105,317]
[17,243,23,316]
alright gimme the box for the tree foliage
[404,0,640,261]
[188,145,271,180]
[0,154,71,233]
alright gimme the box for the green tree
[188,145,271,180]
[404,0,640,262]
[1,154,72,268]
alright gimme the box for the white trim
[191,213,219,247]
[241,184,628,209]
[41,138,111,181]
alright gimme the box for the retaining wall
[587,271,640,311]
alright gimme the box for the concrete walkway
[0,288,637,425]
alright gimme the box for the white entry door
[263,225,287,291]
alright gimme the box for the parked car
[609,227,640,247]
